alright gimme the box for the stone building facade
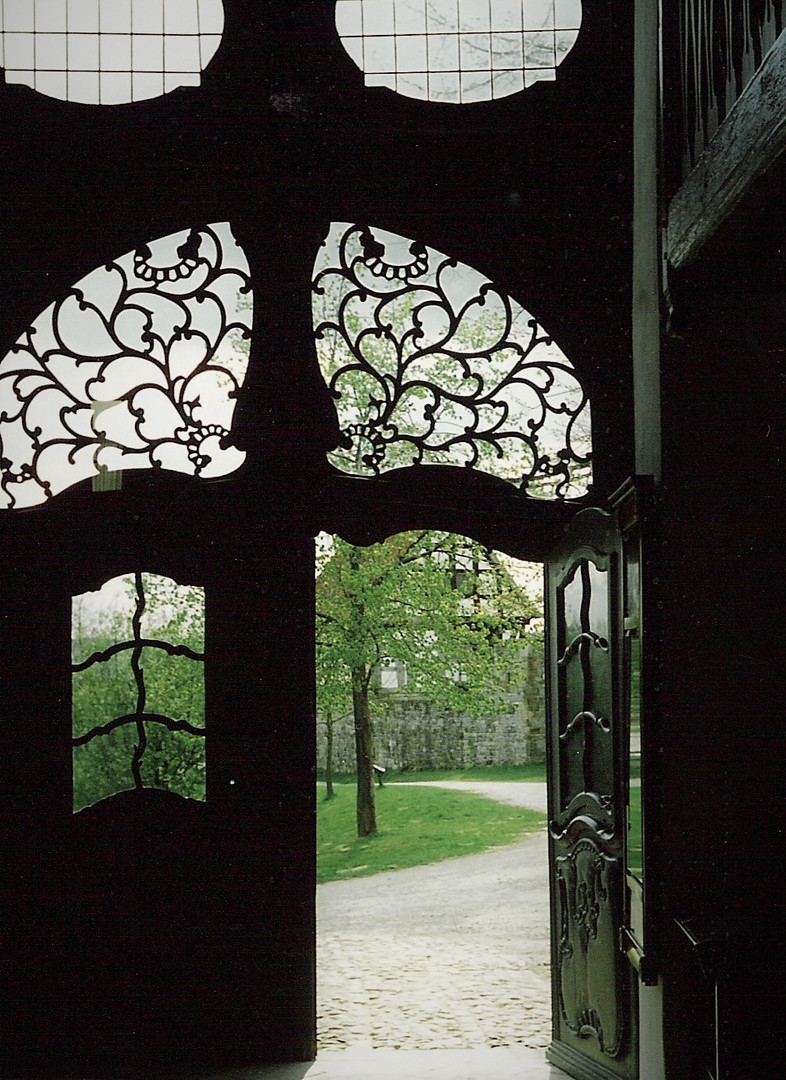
[318,646,545,774]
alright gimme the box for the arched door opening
[314,528,553,1055]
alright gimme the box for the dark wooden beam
[667,28,786,269]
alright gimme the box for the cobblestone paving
[317,784,552,1052]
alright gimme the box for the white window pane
[460,68,491,100]
[133,34,163,71]
[364,70,397,89]
[100,0,132,34]
[555,26,578,59]
[101,34,132,70]
[100,69,132,101]
[36,0,68,32]
[428,69,459,101]
[4,4,31,32]
[428,32,458,71]
[3,33,35,68]
[164,0,199,35]
[132,69,165,99]
[524,63,554,85]
[396,33,427,72]
[197,0,224,35]
[165,34,201,70]
[524,0,555,31]
[427,0,457,33]
[394,0,426,35]
[165,68,200,90]
[364,34,396,73]
[336,0,363,37]
[491,31,523,69]
[397,71,428,98]
[132,0,164,34]
[5,68,36,87]
[67,69,100,101]
[363,0,395,35]
[491,0,522,32]
[492,66,523,97]
[36,33,68,69]
[68,0,100,33]
[524,30,555,66]
[555,0,581,27]
[341,34,364,66]
[460,32,490,71]
[458,0,490,32]
[199,31,222,66]
[68,33,100,68]
[35,69,68,97]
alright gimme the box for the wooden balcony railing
[680,0,783,173]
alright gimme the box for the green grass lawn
[317,782,546,884]
[320,763,548,785]
[628,785,643,879]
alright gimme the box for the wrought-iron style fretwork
[0,222,251,510]
[72,572,206,811]
[313,222,592,499]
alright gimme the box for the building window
[335,0,582,103]
[72,571,206,812]
[0,0,224,104]
[313,222,591,499]
[0,222,251,510]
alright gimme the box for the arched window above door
[313,222,591,499]
[0,222,251,510]
[0,0,224,105]
[335,0,582,103]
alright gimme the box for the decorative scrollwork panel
[555,837,626,1058]
[313,222,592,499]
[0,222,251,510]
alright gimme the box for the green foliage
[72,574,206,813]
[317,782,546,884]
[316,530,540,723]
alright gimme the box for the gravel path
[317,783,552,1052]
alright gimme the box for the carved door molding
[545,507,638,1080]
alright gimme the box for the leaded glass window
[0,222,251,510]
[335,0,582,103]
[72,571,206,812]
[313,223,591,499]
[0,0,224,104]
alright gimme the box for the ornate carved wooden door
[545,507,638,1080]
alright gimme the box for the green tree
[316,531,539,837]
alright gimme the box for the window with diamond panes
[335,0,582,103]
[0,0,224,104]
[72,571,206,812]
[0,222,251,510]
[313,223,592,499]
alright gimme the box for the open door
[545,506,638,1080]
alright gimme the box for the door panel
[546,508,637,1080]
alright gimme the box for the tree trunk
[352,669,377,836]
[324,712,335,800]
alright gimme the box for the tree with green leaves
[316,531,539,836]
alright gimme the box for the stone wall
[318,646,545,773]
